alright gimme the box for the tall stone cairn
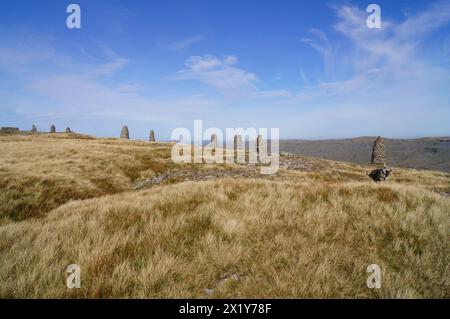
[234,134,242,151]
[120,125,129,139]
[210,134,217,147]
[234,134,243,162]
[257,134,267,162]
[65,127,72,133]
[210,134,217,156]
[149,129,155,142]
[31,124,37,132]
[371,136,385,165]
[50,125,56,133]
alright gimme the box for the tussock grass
[0,134,172,221]
[0,180,449,298]
[0,134,449,298]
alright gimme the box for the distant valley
[280,137,450,173]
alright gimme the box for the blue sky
[1,0,449,140]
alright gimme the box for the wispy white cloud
[300,28,336,77]
[297,2,450,102]
[252,89,292,99]
[167,35,203,51]
[0,27,57,74]
[169,54,258,95]
[0,27,220,131]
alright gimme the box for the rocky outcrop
[133,153,333,190]
[0,127,19,133]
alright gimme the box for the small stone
[204,288,215,296]
[120,125,129,139]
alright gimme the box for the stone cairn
[31,124,37,132]
[149,129,155,142]
[210,134,217,146]
[234,134,243,162]
[50,125,56,133]
[65,127,72,133]
[210,134,217,156]
[257,134,267,162]
[120,125,129,139]
[234,134,242,151]
[371,136,385,165]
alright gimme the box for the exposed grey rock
[134,173,170,190]
[218,273,241,286]
[120,125,129,139]
[1,127,19,134]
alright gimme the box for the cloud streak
[168,35,203,51]
[169,55,258,95]
[297,2,450,103]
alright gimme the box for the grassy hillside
[0,133,449,298]
[280,137,450,172]
[0,133,171,222]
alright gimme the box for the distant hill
[280,137,450,172]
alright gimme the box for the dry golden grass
[0,133,449,298]
[0,133,171,222]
